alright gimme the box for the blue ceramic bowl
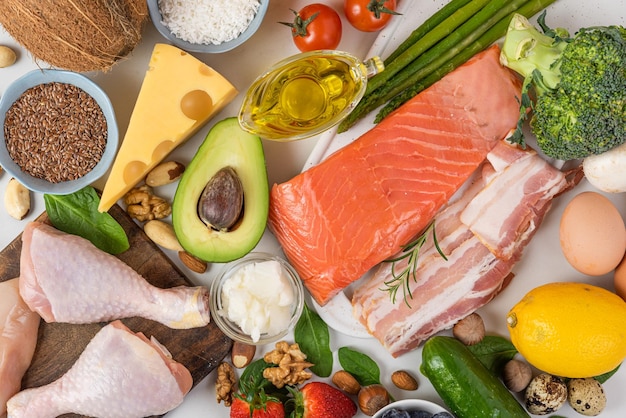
[147,0,268,53]
[0,69,118,195]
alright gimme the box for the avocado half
[172,117,269,263]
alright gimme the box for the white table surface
[1,1,625,417]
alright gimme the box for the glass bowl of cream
[210,252,304,345]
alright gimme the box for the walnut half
[262,341,314,389]
[124,185,171,222]
[215,362,236,406]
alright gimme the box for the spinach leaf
[338,347,380,386]
[294,303,333,377]
[44,186,129,254]
[467,335,518,375]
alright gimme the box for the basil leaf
[239,358,272,394]
[595,363,621,383]
[294,303,333,377]
[338,347,380,386]
[467,335,518,375]
[44,186,129,254]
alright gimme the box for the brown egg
[560,192,626,276]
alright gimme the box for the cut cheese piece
[98,43,238,212]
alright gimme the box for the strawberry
[230,394,285,418]
[289,381,357,418]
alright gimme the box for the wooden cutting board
[0,204,233,418]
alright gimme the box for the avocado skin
[172,117,269,263]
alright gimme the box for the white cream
[220,259,294,342]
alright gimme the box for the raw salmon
[268,45,523,306]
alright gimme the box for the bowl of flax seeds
[0,69,118,195]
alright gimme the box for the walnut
[124,185,172,222]
[262,341,314,388]
[215,362,237,406]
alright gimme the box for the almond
[178,251,208,274]
[145,161,185,187]
[332,370,361,395]
[231,341,256,368]
[391,370,418,391]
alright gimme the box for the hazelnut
[502,359,533,392]
[391,370,418,391]
[452,312,485,345]
[332,370,361,395]
[358,384,390,416]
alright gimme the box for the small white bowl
[0,69,118,195]
[209,252,304,345]
[147,0,268,53]
[373,399,452,418]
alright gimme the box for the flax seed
[3,82,107,183]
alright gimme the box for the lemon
[507,282,626,378]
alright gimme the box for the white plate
[306,0,626,339]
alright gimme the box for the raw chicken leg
[0,278,40,418]
[6,320,192,418]
[19,222,210,329]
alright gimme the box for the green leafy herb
[44,186,129,254]
[337,347,380,386]
[294,303,333,377]
[382,221,447,307]
[595,363,621,384]
[467,335,518,375]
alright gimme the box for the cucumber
[421,336,530,418]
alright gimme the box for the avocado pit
[198,166,244,231]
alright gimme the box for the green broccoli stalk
[500,11,626,160]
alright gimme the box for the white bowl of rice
[148,0,268,53]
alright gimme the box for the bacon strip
[352,141,572,357]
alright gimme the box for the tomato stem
[367,0,402,19]
[279,9,320,38]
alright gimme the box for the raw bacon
[352,141,574,357]
[268,45,523,306]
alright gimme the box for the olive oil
[239,51,383,141]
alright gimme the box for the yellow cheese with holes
[98,43,238,212]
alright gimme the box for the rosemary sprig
[381,221,448,307]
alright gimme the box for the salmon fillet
[268,45,523,306]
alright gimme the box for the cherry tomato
[344,0,399,32]
[282,4,342,52]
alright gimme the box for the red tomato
[344,0,399,32]
[282,3,342,52]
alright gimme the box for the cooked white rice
[158,0,261,45]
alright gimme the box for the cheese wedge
[98,43,238,212]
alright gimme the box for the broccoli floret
[500,12,626,160]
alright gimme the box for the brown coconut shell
[0,0,148,72]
